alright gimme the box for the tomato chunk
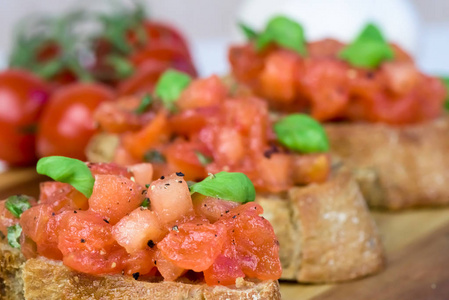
[88,175,144,224]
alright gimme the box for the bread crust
[325,117,449,209]
[257,167,385,283]
[21,257,280,300]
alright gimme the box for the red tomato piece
[39,181,89,211]
[93,97,143,133]
[177,75,227,111]
[158,221,226,272]
[87,162,132,178]
[88,175,144,224]
[192,195,239,223]
[123,248,156,276]
[154,249,185,281]
[36,83,114,160]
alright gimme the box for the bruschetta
[0,157,282,299]
[229,17,447,210]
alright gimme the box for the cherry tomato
[36,83,114,160]
[0,69,51,166]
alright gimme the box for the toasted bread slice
[258,166,384,283]
[0,245,280,300]
[325,117,449,210]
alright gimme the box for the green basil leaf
[256,16,306,55]
[239,22,258,40]
[189,172,256,203]
[155,69,192,110]
[274,114,329,153]
[143,150,166,163]
[339,23,394,69]
[5,195,32,218]
[7,224,22,249]
[135,94,153,114]
[441,77,449,110]
[195,151,213,166]
[141,198,150,208]
[36,156,95,198]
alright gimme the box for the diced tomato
[154,249,185,281]
[177,75,228,111]
[192,195,239,223]
[163,140,208,181]
[307,38,345,58]
[20,204,64,259]
[300,58,350,121]
[88,162,132,178]
[381,61,419,96]
[113,144,141,166]
[39,182,89,211]
[228,44,266,90]
[211,126,246,166]
[122,110,170,160]
[256,153,293,193]
[203,236,245,286]
[168,107,218,136]
[218,203,282,281]
[88,175,144,224]
[112,208,165,253]
[158,221,226,272]
[259,50,301,104]
[58,210,127,274]
[147,173,193,224]
[128,163,153,187]
[94,97,143,133]
[123,248,156,276]
[292,154,331,185]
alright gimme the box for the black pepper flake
[178,181,182,183]
[80,239,85,243]
[147,240,155,248]
[203,204,207,207]
[275,240,280,246]
[218,281,220,284]
[51,212,55,216]
[232,215,237,219]
[263,145,279,159]
[130,188,133,191]
[74,211,77,214]
[176,172,185,177]
[103,219,109,224]
[132,272,140,280]
[225,210,229,214]
[366,71,374,79]
[172,225,179,231]
[214,234,217,237]
[165,183,170,186]
[160,176,165,180]
[141,190,146,195]
[154,260,157,265]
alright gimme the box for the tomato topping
[177,75,228,110]
[0,200,19,235]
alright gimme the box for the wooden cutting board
[1,168,448,300]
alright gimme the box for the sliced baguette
[325,117,449,210]
[258,166,384,283]
[0,244,280,300]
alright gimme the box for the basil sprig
[155,69,192,110]
[189,172,256,204]
[441,77,449,110]
[274,114,329,153]
[7,224,22,249]
[240,16,306,55]
[339,23,394,69]
[5,195,32,218]
[36,156,95,198]
[135,94,153,114]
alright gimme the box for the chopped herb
[7,224,22,249]
[141,198,150,208]
[195,151,213,166]
[134,94,153,114]
[147,240,155,248]
[339,23,394,69]
[274,114,329,153]
[145,184,151,188]
[36,156,95,198]
[189,172,256,203]
[143,150,166,163]
[154,69,192,111]
[5,195,32,218]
